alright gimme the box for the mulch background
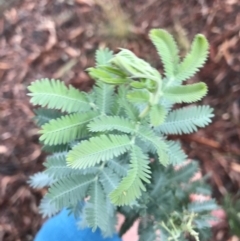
[0,0,240,240]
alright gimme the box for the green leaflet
[39,196,60,218]
[88,116,135,134]
[39,111,98,145]
[163,82,208,103]
[127,90,150,104]
[44,152,82,178]
[88,67,128,85]
[47,174,95,209]
[107,158,129,177]
[99,167,120,194]
[157,105,214,135]
[136,125,169,166]
[149,104,167,126]
[95,48,114,65]
[34,108,62,127]
[28,172,55,189]
[28,79,90,113]
[112,49,161,82]
[188,200,218,213]
[84,181,109,233]
[168,161,199,184]
[93,81,115,115]
[67,134,132,169]
[117,86,140,121]
[176,34,209,82]
[149,29,179,78]
[130,81,146,89]
[166,141,187,165]
[110,146,151,205]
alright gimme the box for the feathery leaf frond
[34,108,62,126]
[149,29,179,78]
[67,134,132,169]
[99,167,120,194]
[94,81,115,115]
[88,116,135,134]
[176,34,209,82]
[168,161,199,184]
[127,90,150,104]
[28,79,90,113]
[39,112,98,145]
[136,125,169,165]
[44,152,80,178]
[157,105,214,135]
[85,181,108,232]
[163,82,208,103]
[188,200,218,213]
[39,196,60,218]
[28,172,55,189]
[150,104,167,126]
[166,141,187,165]
[47,174,95,209]
[107,158,129,177]
[110,146,151,205]
[96,48,114,66]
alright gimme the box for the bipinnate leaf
[150,104,167,126]
[94,81,115,115]
[88,116,135,134]
[95,48,113,66]
[99,167,120,194]
[176,34,209,82]
[107,158,129,177]
[47,174,95,209]
[39,196,59,218]
[166,141,187,165]
[67,134,132,169]
[34,108,62,127]
[84,181,109,232]
[28,79,90,113]
[110,146,151,205]
[157,105,214,135]
[136,126,169,165]
[168,161,199,183]
[149,29,179,78]
[44,152,80,178]
[188,200,218,213]
[39,112,98,145]
[163,82,208,103]
[28,172,55,189]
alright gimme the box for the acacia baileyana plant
[28,29,218,241]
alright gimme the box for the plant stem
[138,105,150,119]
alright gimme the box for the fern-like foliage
[28,79,91,113]
[28,30,217,240]
[67,134,132,169]
[149,29,179,79]
[110,146,151,205]
[156,105,214,135]
[28,172,55,188]
[40,112,98,145]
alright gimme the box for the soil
[0,0,240,240]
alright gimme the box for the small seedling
[28,29,218,240]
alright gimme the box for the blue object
[34,209,122,241]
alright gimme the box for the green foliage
[222,194,240,237]
[28,29,218,240]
